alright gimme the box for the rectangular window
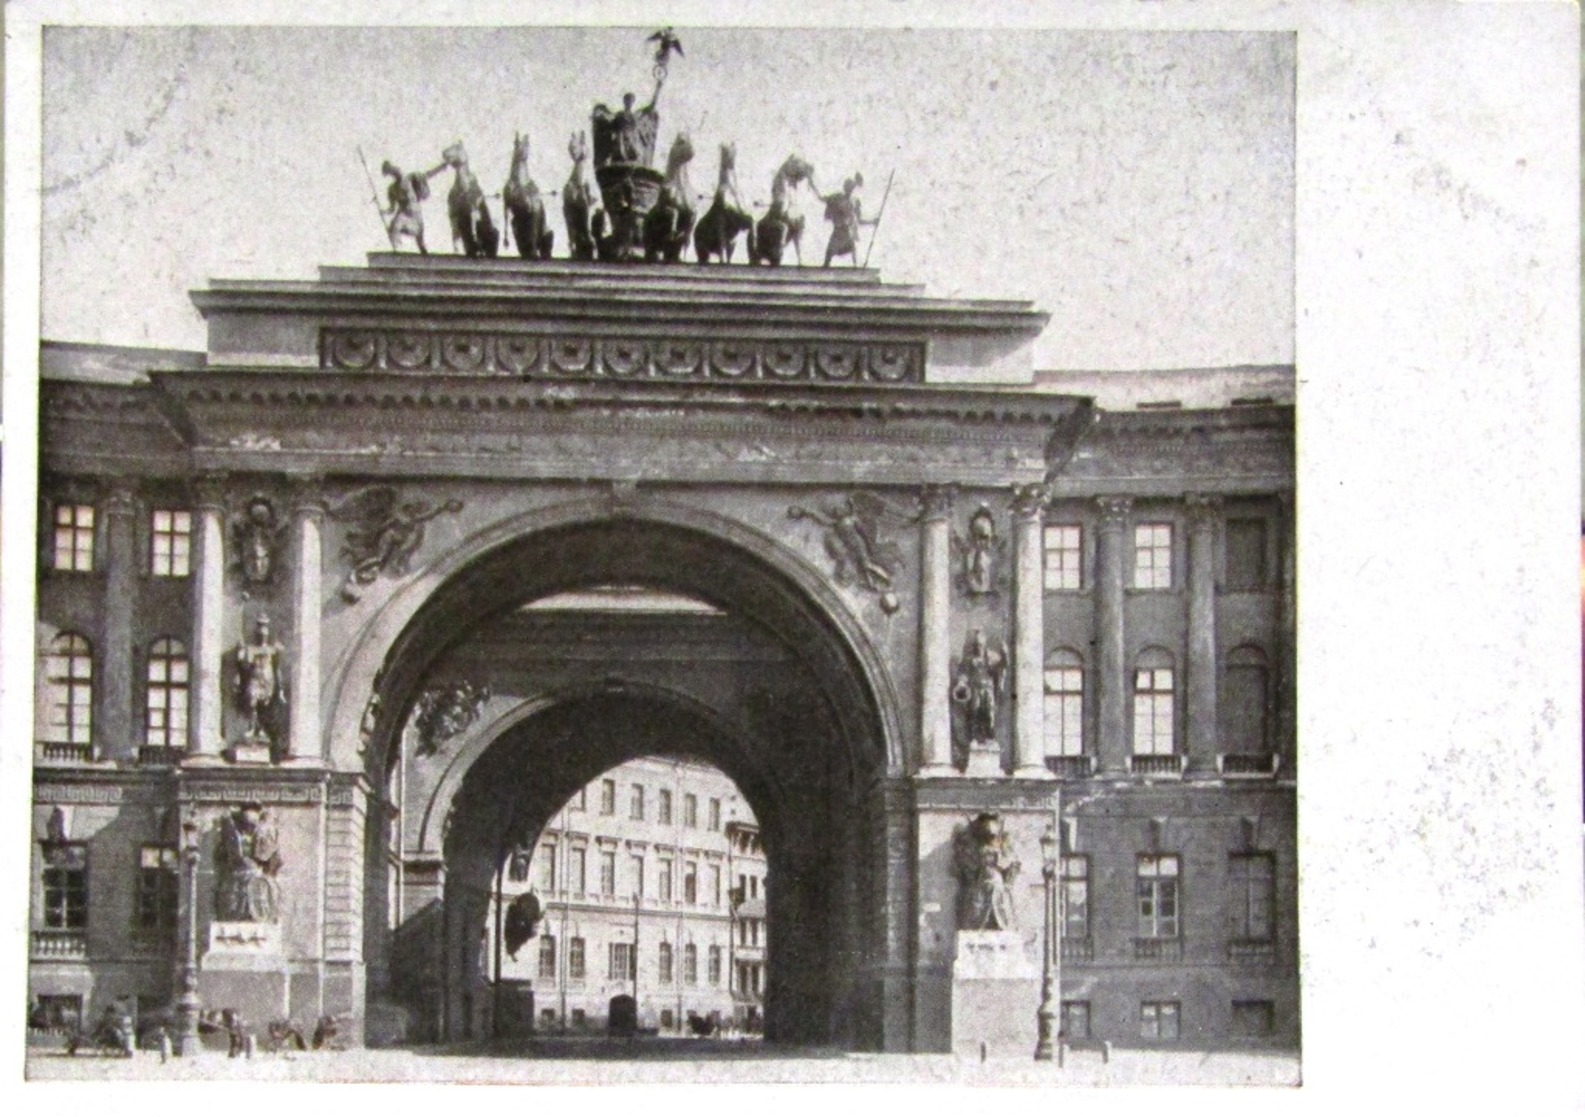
[630,784,645,821]
[538,934,556,979]
[52,503,95,572]
[568,937,586,979]
[571,1008,586,1027]
[659,941,674,983]
[1061,1001,1091,1041]
[41,844,88,930]
[708,945,723,985]
[629,855,644,899]
[1132,522,1173,589]
[32,994,83,1033]
[1043,524,1082,590]
[537,843,556,891]
[1132,668,1175,755]
[609,942,634,980]
[708,798,722,831]
[1224,664,1270,754]
[658,789,673,824]
[145,641,189,749]
[1224,518,1268,591]
[570,848,587,894]
[1043,667,1084,756]
[599,850,616,896]
[1140,1000,1180,1040]
[150,509,192,577]
[683,794,698,828]
[711,865,722,907]
[1061,855,1089,940]
[1228,853,1276,942]
[1137,854,1180,938]
[135,845,179,936]
[1231,1000,1275,1037]
[684,862,698,904]
[600,780,616,815]
[683,943,698,985]
[571,788,586,811]
[658,858,673,901]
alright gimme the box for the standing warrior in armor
[379,160,441,254]
[236,613,286,743]
[821,174,879,267]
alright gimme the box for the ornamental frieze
[320,328,924,385]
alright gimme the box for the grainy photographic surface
[7,2,1578,1104]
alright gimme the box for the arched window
[43,633,93,745]
[145,638,189,748]
[1043,647,1085,757]
[1132,647,1176,756]
[1223,645,1270,754]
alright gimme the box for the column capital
[1185,493,1223,530]
[1010,482,1049,523]
[104,482,138,516]
[286,474,329,518]
[1095,495,1133,529]
[193,474,230,513]
[918,484,954,523]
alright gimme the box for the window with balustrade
[1132,651,1176,756]
[42,633,94,746]
[1132,522,1173,589]
[1223,645,1270,755]
[1136,854,1180,938]
[1043,524,1082,590]
[41,843,88,930]
[150,509,192,577]
[52,503,95,572]
[145,638,189,749]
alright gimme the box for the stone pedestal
[963,740,1003,778]
[198,921,289,1026]
[950,929,1039,1057]
[226,738,273,765]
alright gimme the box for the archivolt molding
[326,493,907,780]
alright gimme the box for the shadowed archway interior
[365,517,896,1049]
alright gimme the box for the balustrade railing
[1129,754,1184,778]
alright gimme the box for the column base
[182,752,230,768]
[1011,765,1054,780]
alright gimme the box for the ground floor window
[41,844,89,930]
[1140,1000,1180,1040]
[1061,1000,1090,1040]
[1231,1000,1274,1037]
[29,994,82,1032]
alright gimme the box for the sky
[39,25,1294,371]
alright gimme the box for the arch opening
[362,515,898,1051]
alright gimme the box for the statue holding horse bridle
[503,131,554,260]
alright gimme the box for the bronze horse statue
[563,132,597,261]
[643,132,697,263]
[441,142,499,258]
[502,131,554,260]
[752,154,814,267]
[695,143,753,264]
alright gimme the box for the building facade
[27,254,1295,1054]
[476,754,766,1036]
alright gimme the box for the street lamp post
[176,817,202,1057]
[1034,821,1058,1061]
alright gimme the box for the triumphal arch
[31,249,1296,1054]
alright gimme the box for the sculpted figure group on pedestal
[365,30,889,267]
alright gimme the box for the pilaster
[1185,494,1221,778]
[288,478,327,763]
[1094,497,1131,776]
[101,483,138,761]
[917,486,955,776]
[188,476,227,759]
[1010,483,1052,778]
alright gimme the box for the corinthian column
[188,477,227,760]
[101,484,138,761]
[916,485,955,776]
[1011,483,1052,778]
[1185,494,1222,778]
[288,479,327,763]
[1095,497,1132,776]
